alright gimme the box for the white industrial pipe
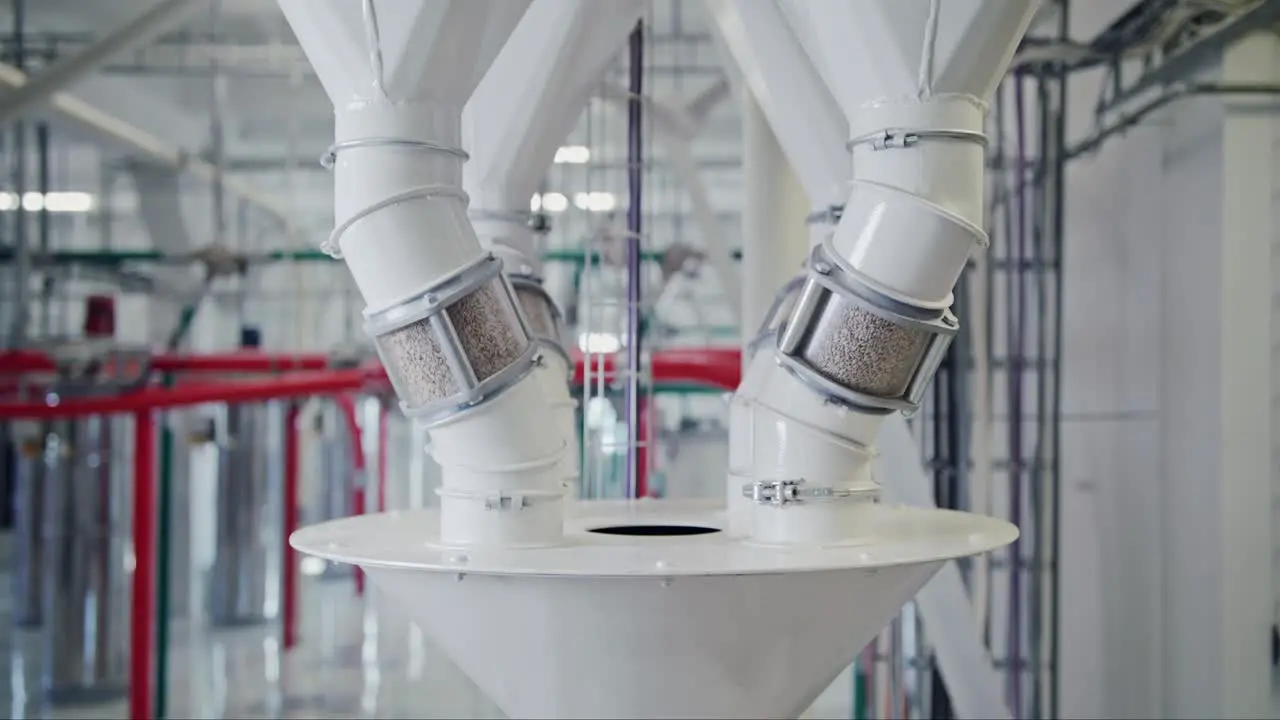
[711,0,847,534]
[733,0,1038,547]
[464,0,648,498]
[278,0,571,547]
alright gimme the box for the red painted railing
[0,345,742,720]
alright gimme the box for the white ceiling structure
[6,0,745,338]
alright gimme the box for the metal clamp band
[363,254,502,336]
[436,486,565,512]
[805,204,845,226]
[470,208,552,235]
[742,478,878,507]
[323,185,468,259]
[319,137,471,258]
[482,492,558,512]
[508,274,571,371]
[846,127,988,152]
[364,253,542,426]
[320,137,469,169]
[772,244,958,415]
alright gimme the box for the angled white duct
[713,4,1011,718]
[708,0,846,224]
[732,0,1036,544]
[710,2,843,533]
[277,0,572,547]
[464,0,648,497]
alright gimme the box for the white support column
[739,89,807,354]
[1158,32,1276,718]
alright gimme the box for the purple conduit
[1008,75,1029,717]
[624,20,644,499]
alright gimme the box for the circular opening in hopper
[588,524,720,537]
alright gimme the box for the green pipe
[541,248,743,264]
[651,382,729,395]
[853,659,868,720]
[154,373,174,719]
[0,247,338,266]
[1,246,745,267]
[541,248,665,265]
[163,299,202,352]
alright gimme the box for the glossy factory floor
[0,559,853,719]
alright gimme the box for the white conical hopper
[293,500,1017,719]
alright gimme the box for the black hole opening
[588,524,721,537]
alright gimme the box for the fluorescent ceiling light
[554,145,591,164]
[578,331,621,354]
[573,191,616,213]
[300,556,328,577]
[0,191,96,213]
[533,192,568,213]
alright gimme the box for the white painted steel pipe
[428,374,567,546]
[463,2,646,503]
[831,100,988,309]
[536,351,580,497]
[279,0,563,547]
[332,102,484,311]
[740,89,809,348]
[733,0,1037,549]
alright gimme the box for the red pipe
[570,348,741,390]
[0,369,378,419]
[333,394,366,596]
[1,347,743,387]
[0,347,743,403]
[0,350,332,376]
[129,410,156,720]
[282,402,300,651]
[637,394,650,498]
[0,349,53,374]
[152,353,329,374]
[377,400,389,512]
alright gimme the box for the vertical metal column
[7,0,29,345]
[208,400,284,625]
[13,423,45,627]
[623,20,644,499]
[41,414,132,703]
[316,401,354,579]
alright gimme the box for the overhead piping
[0,63,299,231]
[0,0,204,126]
